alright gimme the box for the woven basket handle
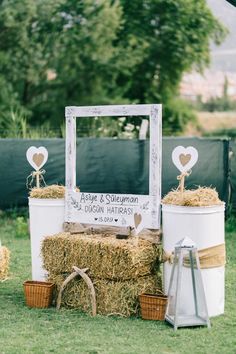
[156,289,166,296]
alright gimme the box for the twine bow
[161,249,174,264]
[177,170,191,194]
[26,169,46,189]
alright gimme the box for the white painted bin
[29,198,65,281]
[162,203,225,317]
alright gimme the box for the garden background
[1,1,236,353]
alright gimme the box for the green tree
[116,0,226,133]
[0,0,227,136]
[0,1,59,122]
[0,0,123,130]
[44,0,123,128]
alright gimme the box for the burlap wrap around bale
[50,273,160,317]
[0,246,10,280]
[42,232,161,280]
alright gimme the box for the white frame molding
[65,104,162,230]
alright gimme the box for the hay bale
[29,185,80,199]
[42,232,161,280]
[49,273,161,317]
[29,185,66,199]
[0,246,10,280]
[162,187,223,207]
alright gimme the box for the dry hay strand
[29,185,66,199]
[29,185,80,199]
[50,273,161,317]
[162,187,223,207]
[42,232,161,281]
[0,246,10,280]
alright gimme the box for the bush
[204,128,236,138]
[200,97,236,112]
[163,98,196,135]
[0,110,62,138]
[15,217,29,239]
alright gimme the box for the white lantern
[165,237,211,330]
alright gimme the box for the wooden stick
[36,173,40,188]
[56,271,77,310]
[56,267,97,317]
[177,171,190,196]
[180,175,185,195]
[73,266,96,317]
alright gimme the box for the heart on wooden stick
[26,146,48,171]
[134,212,142,229]
[172,146,198,173]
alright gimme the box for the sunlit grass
[0,212,235,354]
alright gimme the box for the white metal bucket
[28,198,65,281]
[162,203,225,317]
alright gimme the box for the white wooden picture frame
[65,104,162,232]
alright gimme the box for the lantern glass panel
[188,250,209,320]
[165,243,211,330]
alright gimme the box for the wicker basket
[23,281,54,308]
[139,292,168,320]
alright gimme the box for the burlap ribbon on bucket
[162,243,226,269]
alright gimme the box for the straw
[42,232,162,280]
[50,273,161,317]
[0,246,10,280]
[162,187,223,207]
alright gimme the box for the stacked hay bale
[0,246,10,280]
[42,232,162,316]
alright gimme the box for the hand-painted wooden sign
[69,192,157,234]
[65,104,162,233]
[172,146,198,173]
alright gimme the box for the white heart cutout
[172,146,198,173]
[26,146,48,171]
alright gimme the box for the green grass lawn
[0,211,236,354]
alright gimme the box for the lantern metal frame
[165,237,211,330]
